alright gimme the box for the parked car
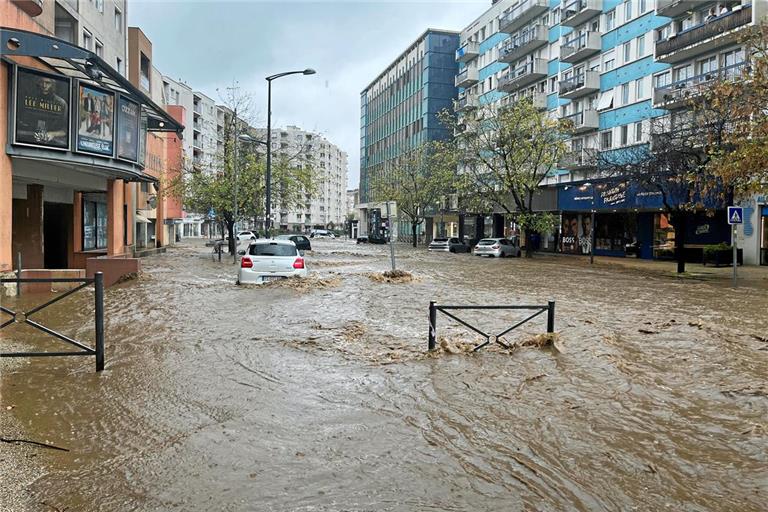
[428,237,470,253]
[473,237,521,258]
[276,234,311,251]
[237,240,308,285]
[236,230,258,241]
[310,229,335,239]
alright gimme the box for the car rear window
[433,238,448,243]
[249,243,298,256]
[478,239,497,245]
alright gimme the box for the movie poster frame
[11,64,72,152]
[75,79,116,158]
[115,94,141,163]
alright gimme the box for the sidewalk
[539,251,768,288]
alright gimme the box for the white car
[310,229,335,239]
[237,240,308,285]
[428,237,471,253]
[237,230,258,241]
[473,237,521,258]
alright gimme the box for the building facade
[453,0,767,263]
[359,28,460,241]
[254,125,348,233]
[1,1,182,289]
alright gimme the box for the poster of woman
[77,83,114,156]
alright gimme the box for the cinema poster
[116,96,140,162]
[77,83,115,156]
[14,67,71,150]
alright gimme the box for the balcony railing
[456,40,480,63]
[653,61,748,108]
[558,70,600,99]
[656,5,752,59]
[560,0,603,28]
[560,31,601,63]
[456,93,478,111]
[655,0,700,18]
[498,58,547,92]
[563,110,599,133]
[498,25,547,63]
[498,0,549,34]
[499,91,547,111]
[559,148,598,169]
[455,67,479,87]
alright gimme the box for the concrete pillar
[0,64,12,273]
[475,215,485,241]
[107,179,125,256]
[156,183,166,247]
[458,214,465,241]
[493,213,505,238]
[124,182,135,248]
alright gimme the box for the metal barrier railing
[428,300,555,352]
[0,272,105,371]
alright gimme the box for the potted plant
[703,242,743,266]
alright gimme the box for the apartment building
[253,126,348,233]
[359,28,460,241]
[455,0,767,263]
[1,1,182,288]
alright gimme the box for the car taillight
[293,257,305,269]
[492,244,500,249]
[241,257,253,268]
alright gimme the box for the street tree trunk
[412,222,418,248]
[524,230,534,258]
[226,219,236,255]
[673,212,687,274]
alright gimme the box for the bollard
[95,272,105,372]
[16,252,22,297]
[547,300,555,333]
[428,301,437,351]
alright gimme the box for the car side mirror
[237,250,246,256]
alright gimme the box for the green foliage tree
[439,97,571,257]
[373,140,458,247]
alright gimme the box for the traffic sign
[727,206,743,225]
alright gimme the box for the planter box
[703,249,743,267]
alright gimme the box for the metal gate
[0,272,105,371]
[428,300,555,352]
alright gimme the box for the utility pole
[227,82,240,263]
[386,201,396,271]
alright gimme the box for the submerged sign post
[727,207,743,287]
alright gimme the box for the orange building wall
[164,105,185,221]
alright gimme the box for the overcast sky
[128,0,488,188]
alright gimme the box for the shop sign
[116,95,140,162]
[76,82,115,156]
[13,67,71,151]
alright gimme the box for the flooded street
[1,239,767,511]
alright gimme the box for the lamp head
[303,69,317,75]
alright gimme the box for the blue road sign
[727,206,743,225]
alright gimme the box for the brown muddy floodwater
[1,239,766,511]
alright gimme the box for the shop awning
[0,27,183,134]
[135,213,151,224]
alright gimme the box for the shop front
[556,181,730,261]
[1,28,183,286]
[761,204,768,265]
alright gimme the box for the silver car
[428,237,470,253]
[473,237,521,258]
[237,240,308,285]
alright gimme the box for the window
[83,29,92,50]
[596,91,614,111]
[621,125,629,145]
[673,64,693,83]
[635,78,644,99]
[606,10,616,31]
[639,0,648,13]
[600,130,613,149]
[95,39,103,57]
[115,8,123,32]
[624,0,632,21]
[623,42,631,63]
[604,57,615,72]
[635,121,643,142]
[655,71,671,88]
[621,83,630,104]
[636,35,645,58]
[698,55,718,76]
[83,198,108,250]
[95,0,103,13]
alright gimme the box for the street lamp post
[265,69,316,238]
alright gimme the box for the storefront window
[83,195,108,250]
[654,213,675,259]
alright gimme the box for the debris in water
[366,270,418,283]
[638,328,659,334]
[438,336,476,354]
[115,271,140,284]
[340,321,367,342]
[519,332,561,349]
[261,275,341,292]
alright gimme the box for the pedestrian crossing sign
[727,206,743,225]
